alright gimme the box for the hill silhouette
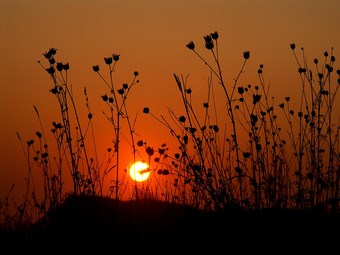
[2,194,339,252]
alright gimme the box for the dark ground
[1,194,339,253]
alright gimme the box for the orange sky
[1,0,339,202]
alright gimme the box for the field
[1,31,340,252]
[1,194,339,252]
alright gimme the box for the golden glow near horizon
[128,161,150,182]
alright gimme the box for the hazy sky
[1,0,339,200]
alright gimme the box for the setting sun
[128,161,150,182]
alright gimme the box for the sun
[128,161,150,182]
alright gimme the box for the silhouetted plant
[92,55,141,201]
[3,31,339,235]
[0,185,15,230]
[37,48,94,196]
[12,48,143,225]
[144,32,253,210]
[143,32,339,212]
[284,45,340,210]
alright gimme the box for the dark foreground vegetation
[1,31,339,252]
[1,194,339,252]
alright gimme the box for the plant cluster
[143,32,339,211]
[1,31,339,230]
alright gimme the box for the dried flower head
[92,65,100,72]
[49,48,57,55]
[101,94,108,101]
[211,31,219,40]
[56,62,63,72]
[49,58,55,65]
[326,64,333,72]
[46,66,55,75]
[104,57,113,65]
[179,116,186,122]
[243,51,250,60]
[113,54,120,61]
[237,87,244,95]
[43,48,57,59]
[63,63,69,71]
[204,35,214,49]
[204,35,212,44]
[186,41,195,50]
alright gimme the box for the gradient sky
[1,0,339,201]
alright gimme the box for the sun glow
[128,161,150,182]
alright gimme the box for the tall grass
[143,32,339,212]
[1,31,339,230]
[4,49,143,227]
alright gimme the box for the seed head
[92,65,100,72]
[211,31,219,40]
[104,57,113,65]
[56,62,63,72]
[46,66,55,75]
[243,51,250,60]
[179,116,186,123]
[186,41,195,50]
[63,63,69,71]
[113,54,120,61]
